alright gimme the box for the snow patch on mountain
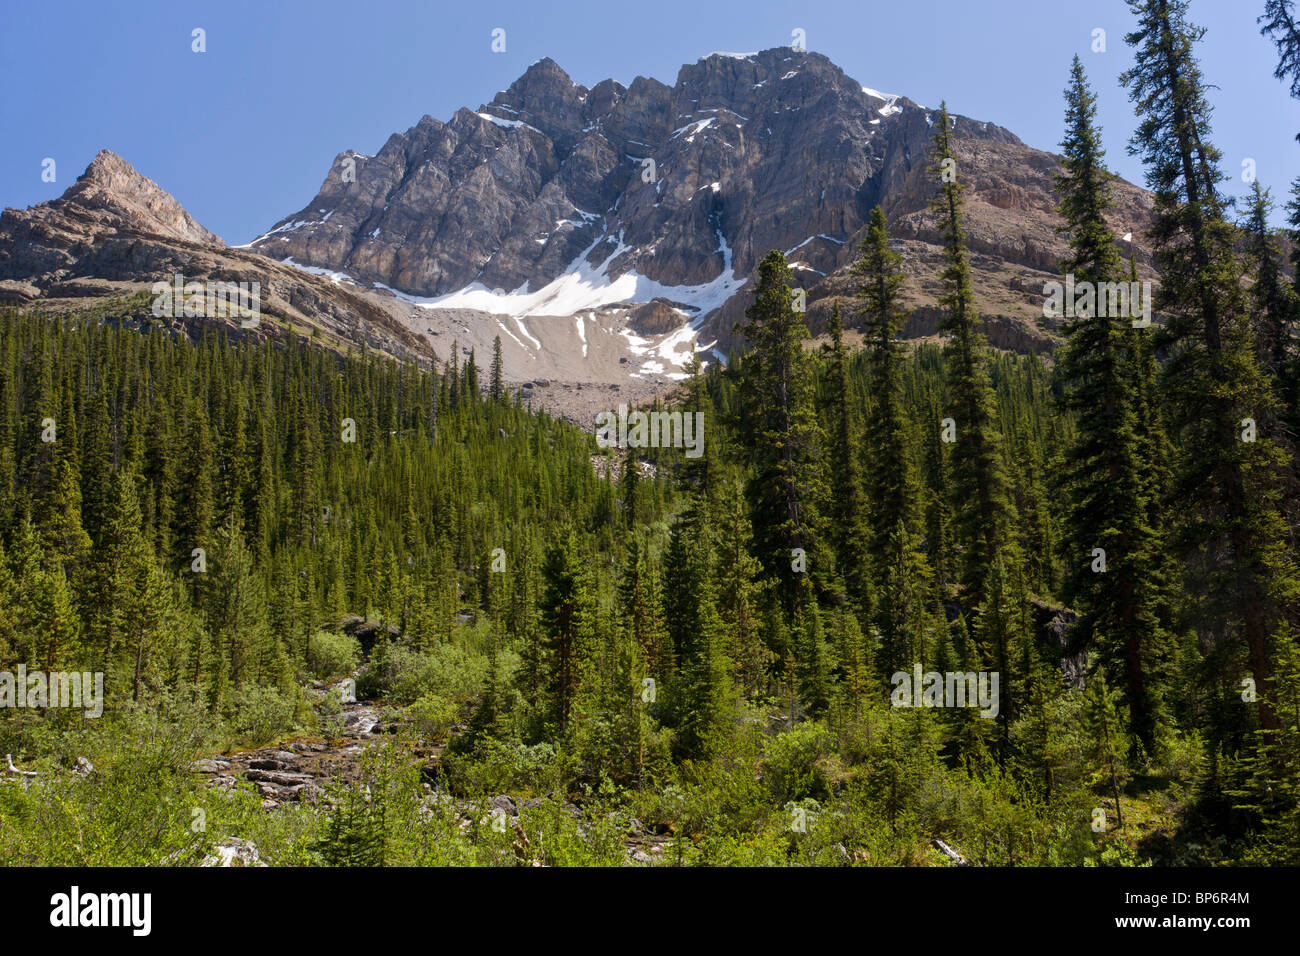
[862,87,903,116]
[404,233,746,324]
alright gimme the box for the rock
[491,795,518,815]
[1031,599,1086,689]
[341,708,381,736]
[200,838,268,867]
[333,677,357,704]
[0,279,40,304]
[192,758,229,773]
[627,299,686,336]
[245,769,317,787]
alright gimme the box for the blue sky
[2,0,1297,241]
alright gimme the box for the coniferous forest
[2,0,1300,878]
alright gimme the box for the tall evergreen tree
[929,102,1014,603]
[1054,55,1168,754]
[1243,181,1297,424]
[820,299,870,618]
[490,335,505,403]
[732,250,831,614]
[538,528,596,733]
[1122,0,1298,733]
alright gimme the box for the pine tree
[176,399,215,566]
[1054,55,1168,754]
[793,598,833,718]
[713,478,769,696]
[538,528,596,733]
[8,518,82,669]
[920,387,955,589]
[1122,0,1298,733]
[854,204,938,682]
[1082,670,1131,831]
[855,206,916,547]
[618,536,668,677]
[38,455,91,576]
[732,250,830,614]
[820,299,870,618]
[1261,1,1300,135]
[1243,181,1297,422]
[490,335,505,402]
[663,499,734,756]
[929,102,1014,603]
[201,514,268,707]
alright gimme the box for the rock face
[250,47,1157,352]
[0,152,432,365]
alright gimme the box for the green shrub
[228,683,298,748]
[406,693,459,741]
[306,631,361,681]
[361,643,486,705]
[763,721,835,804]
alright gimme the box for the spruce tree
[854,206,916,549]
[538,528,596,733]
[490,335,505,402]
[732,249,831,615]
[1243,181,1297,428]
[820,299,870,619]
[929,102,1014,603]
[1122,0,1298,733]
[1055,55,1168,754]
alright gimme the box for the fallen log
[933,838,969,866]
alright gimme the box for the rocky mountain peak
[244,46,1155,362]
[503,57,582,99]
[64,149,223,246]
[0,151,429,365]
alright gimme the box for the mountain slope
[251,48,1157,357]
[0,151,432,365]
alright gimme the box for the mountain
[0,151,431,365]
[0,49,1158,415]
[249,47,1157,362]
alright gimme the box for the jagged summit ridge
[247,40,1139,360]
[247,46,987,336]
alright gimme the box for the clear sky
[2,0,1297,241]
